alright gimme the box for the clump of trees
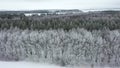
[0,28,120,66]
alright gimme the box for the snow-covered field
[0,61,65,68]
[0,61,117,68]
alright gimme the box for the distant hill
[0,9,82,15]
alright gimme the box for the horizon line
[0,8,120,11]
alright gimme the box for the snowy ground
[0,61,65,68]
[0,61,118,68]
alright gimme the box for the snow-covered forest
[0,11,120,68]
[0,28,120,67]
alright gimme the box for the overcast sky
[0,0,120,10]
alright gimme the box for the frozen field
[0,61,117,68]
[0,61,65,68]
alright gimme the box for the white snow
[0,61,115,68]
[0,61,65,68]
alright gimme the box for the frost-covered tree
[0,28,120,66]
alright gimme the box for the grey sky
[0,0,120,10]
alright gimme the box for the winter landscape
[0,0,120,68]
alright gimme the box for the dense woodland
[0,11,120,30]
[0,11,120,67]
[0,28,120,66]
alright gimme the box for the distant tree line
[0,11,120,30]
